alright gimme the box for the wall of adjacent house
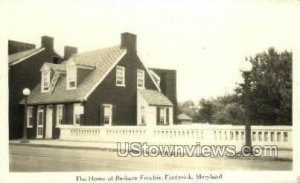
[148,106,157,126]
[136,92,149,126]
[8,40,36,55]
[149,68,178,124]
[85,52,159,126]
[9,50,61,139]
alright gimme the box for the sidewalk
[9,139,292,161]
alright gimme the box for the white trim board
[137,52,161,92]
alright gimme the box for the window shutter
[112,105,117,126]
[70,104,74,124]
[62,105,66,124]
[66,104,73,125]
[53,106,57,126]
[166,107,169,125]
[33,106,37,129]
[156,107,160,125]
[99,105,103,125]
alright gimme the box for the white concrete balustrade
[59,124,292,149]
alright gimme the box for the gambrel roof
[24,46,127,104]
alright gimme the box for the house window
[103,104,112,126]
[41,71,50,92]
[73,103,84,125]
[141,106,146,125]
[67,66,77,90]
[159,107,166,125]
[37,106,44,137]
[116,66,125,86]
[56,104,64,126]
[27,106,33,128]
[137,69,145,89]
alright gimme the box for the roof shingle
[9,48,44,65]
[138,89,173,106]
[25,46,126,105]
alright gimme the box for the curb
[9,142,293,162]
[9,142,118,152]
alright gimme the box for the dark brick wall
[8,40,36,55]
[85,52,158,126]
[9,49,61,139]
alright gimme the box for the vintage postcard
[0,0,300,182]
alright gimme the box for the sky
[1,0,300,103]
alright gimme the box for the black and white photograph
[0,0,300,182]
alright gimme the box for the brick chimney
[120,32,137,52]
[64,46,78,60]
[41,36,54,50]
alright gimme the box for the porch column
[169,107,173,126]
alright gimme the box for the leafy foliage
[237,48,292,125]
[178,48,292,126]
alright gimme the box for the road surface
[9,144,292,172]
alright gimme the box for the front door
[45,105,53,138]
[36,106,44,138]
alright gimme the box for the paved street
[9,144,291,172]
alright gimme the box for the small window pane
[27,107,33,127]
[73,104,84,125]
[67,66,77,89]
[38,112,43,125]
[137,69,145,88]
[103,105,112,125]
[116,66,125,86]
[42,71,50,91]
[57,105,64,125]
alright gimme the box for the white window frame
[27,106,33,128]
[56,104,64,126]
[159,107,167,125]
[140,106,146,125]
[36,106,44,138]
[116,66,125,87]
[137,69,145,89]
[67,66,77,90]
[73,103,84,125]
[103,104,112,126]
[41,70,50,92]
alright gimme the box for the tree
[197,95,245,125]
[198,99,217,123]
[237,48,292,125]
[178,100,198,121]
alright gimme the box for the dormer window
[41,70,50,92]
[116,66,125,86]
[137,69,145,89]
[67,66,77,90]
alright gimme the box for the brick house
[8,36,66,139]
[21,33,177,139]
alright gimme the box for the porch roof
[138,89,173,106]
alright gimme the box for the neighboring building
[8,40,36,55]
[21,32,176,139]
[8,36,76,139]
[177,113,193,124]
[149,68,178,124]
